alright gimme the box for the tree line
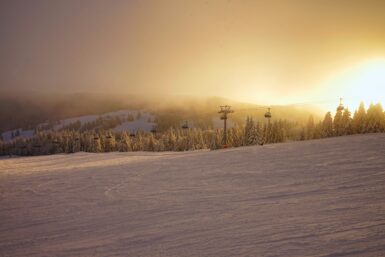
[304,102,385,140]
[0,102,384,156]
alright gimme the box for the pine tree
[264,122,274,144]
[73,132,81,153]
[306,115,315,140]
[157,139,165,151]
[230,125,244,147]
[244,116,257,145]
[333,109,344,136]
[146,134,157,151]
[342,109,352,135]
[314,121,323,139]
[93,136,102,153]
[166,129,177,151]
[104,132,116,152]
[0,139,4,156]
[118,132,132,152]
[366,103,384,133]
[322,112,333,137]
[135,133,145,151]
[275,120,285,143]
[209,130,218,150]
[299,126,306,141]
[177,129,189,151]
[194,129,206,149]
[255,121,264,145]
[260,124,268,144]
[352,102,366,134]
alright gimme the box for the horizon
[1,87,382,115]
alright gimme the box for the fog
[1,0,385,105]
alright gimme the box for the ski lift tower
[218,105,234,147]
[337,97,345,111]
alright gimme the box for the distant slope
[0,91,323,134]
[1,134,384,256]
[1,110,156,142]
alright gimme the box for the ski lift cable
[227,97,346,112]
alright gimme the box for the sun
[322,59,385,111]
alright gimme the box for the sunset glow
[316,59,385,110]
[1,0,385,109]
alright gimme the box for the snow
[113,120,156,133]
[0,134,385,256]
[50,109,154,130]
[1,110,155,142]
[1,129,34,142]
[112,112,155,133]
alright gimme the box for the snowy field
[1,134,385,257]
[1,109,155,142]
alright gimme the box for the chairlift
[264,107,272,119]
[182,121,189,129]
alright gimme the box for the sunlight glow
[321,59,385,111]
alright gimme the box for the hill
[1,134,384,256]
[0,91,323,135]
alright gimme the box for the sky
[1,0,385,109]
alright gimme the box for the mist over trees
[1,101,384,156]
[0,91,320,133]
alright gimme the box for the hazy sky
[1,0,385,107]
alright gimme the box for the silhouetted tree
[322,112,333,137]
[342,109,352,135]
[334,109,344,136]
[306,115,315,139]
[352,102,366,134]
[366,103,384,133]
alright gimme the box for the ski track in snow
[0,134,385,257]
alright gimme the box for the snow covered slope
[1,110,155,142]
[1,134,385,256]
[1,129,34,142]
[48,110,154,131]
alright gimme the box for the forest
[1,102,384,156]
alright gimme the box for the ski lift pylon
[337,97,344,111]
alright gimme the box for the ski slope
[1,110,155,142]
[1,134,385,256]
